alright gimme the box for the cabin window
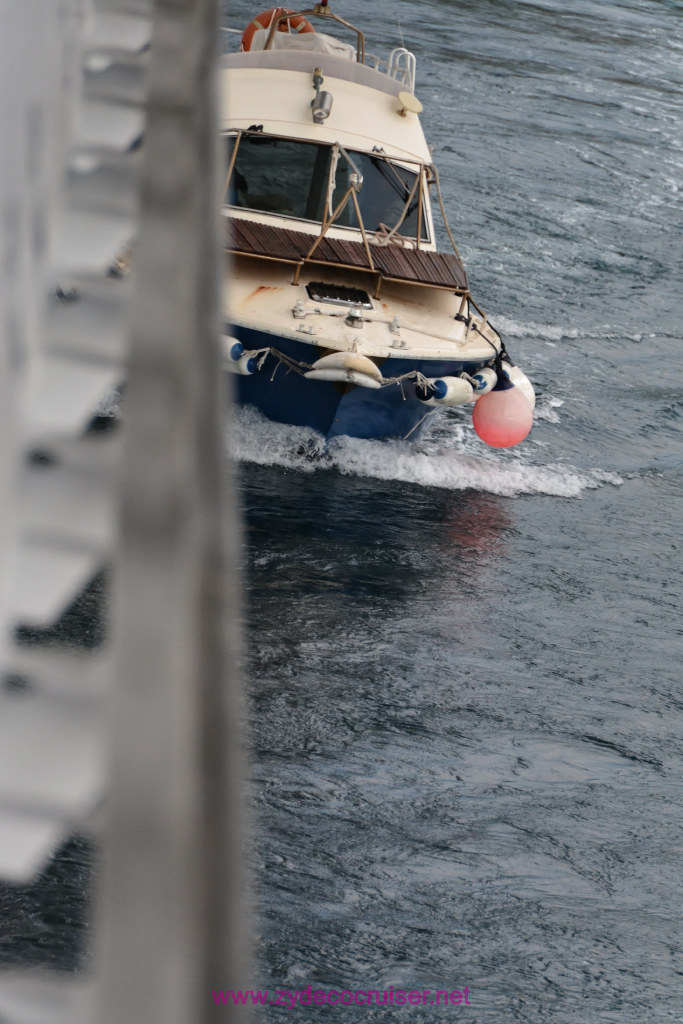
[329,151,424,238]
[225,135,330,220]
[224,134,428,240]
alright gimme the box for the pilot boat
[221,2,535,446]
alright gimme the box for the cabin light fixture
[311,66,333,123]
[312,91,333,122]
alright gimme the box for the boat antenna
[397,18,405,47]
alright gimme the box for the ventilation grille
[305,281,373,309]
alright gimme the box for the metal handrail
[387,48,416,94]
[334,142,363,192]
[223,129,241,201]
[264,3,365,63]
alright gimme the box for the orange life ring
[241,8,315,52]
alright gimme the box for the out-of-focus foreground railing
[0,0,247,1020]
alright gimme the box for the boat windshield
[224,134,427,240]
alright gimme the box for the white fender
[222,336,260,375]
[221,335,242,361]
[305,368,382,389]
[502,361,535,409]
[311,351,382,381]
[418,375,474,407]
[470,366,497,398]
[225,350,260,375]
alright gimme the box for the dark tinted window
[225,135,331,220]
[224,135,427,239]
[331,151,424,237]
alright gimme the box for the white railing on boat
[220,29,417,94]
[366,47,417,94]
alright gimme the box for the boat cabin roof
[220,50,403,97]
[220,52,430,165]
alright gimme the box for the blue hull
[231,326,485,442]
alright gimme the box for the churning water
[2,1,681,1021]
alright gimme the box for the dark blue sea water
[231,1,683,1020]
[2,1,681,1021]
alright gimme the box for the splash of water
[229,405,622,498]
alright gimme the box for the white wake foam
[493,315,643,344]
[229,405,622,498]
[534,395,564,424]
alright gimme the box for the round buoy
[472,373,533,448]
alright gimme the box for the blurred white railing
[0,0,151,888]
[0,0,247,1021]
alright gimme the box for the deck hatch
[306,282,373,309]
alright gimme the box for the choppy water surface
[230,0,682,1020]
[2,1,680,1021]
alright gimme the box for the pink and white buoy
[472,370,534,448]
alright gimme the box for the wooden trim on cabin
[225,217,469,292]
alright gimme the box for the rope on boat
[233,347,495,396]
[429,163,465,266]
[263,347,449,395]
[372,170,421,247]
